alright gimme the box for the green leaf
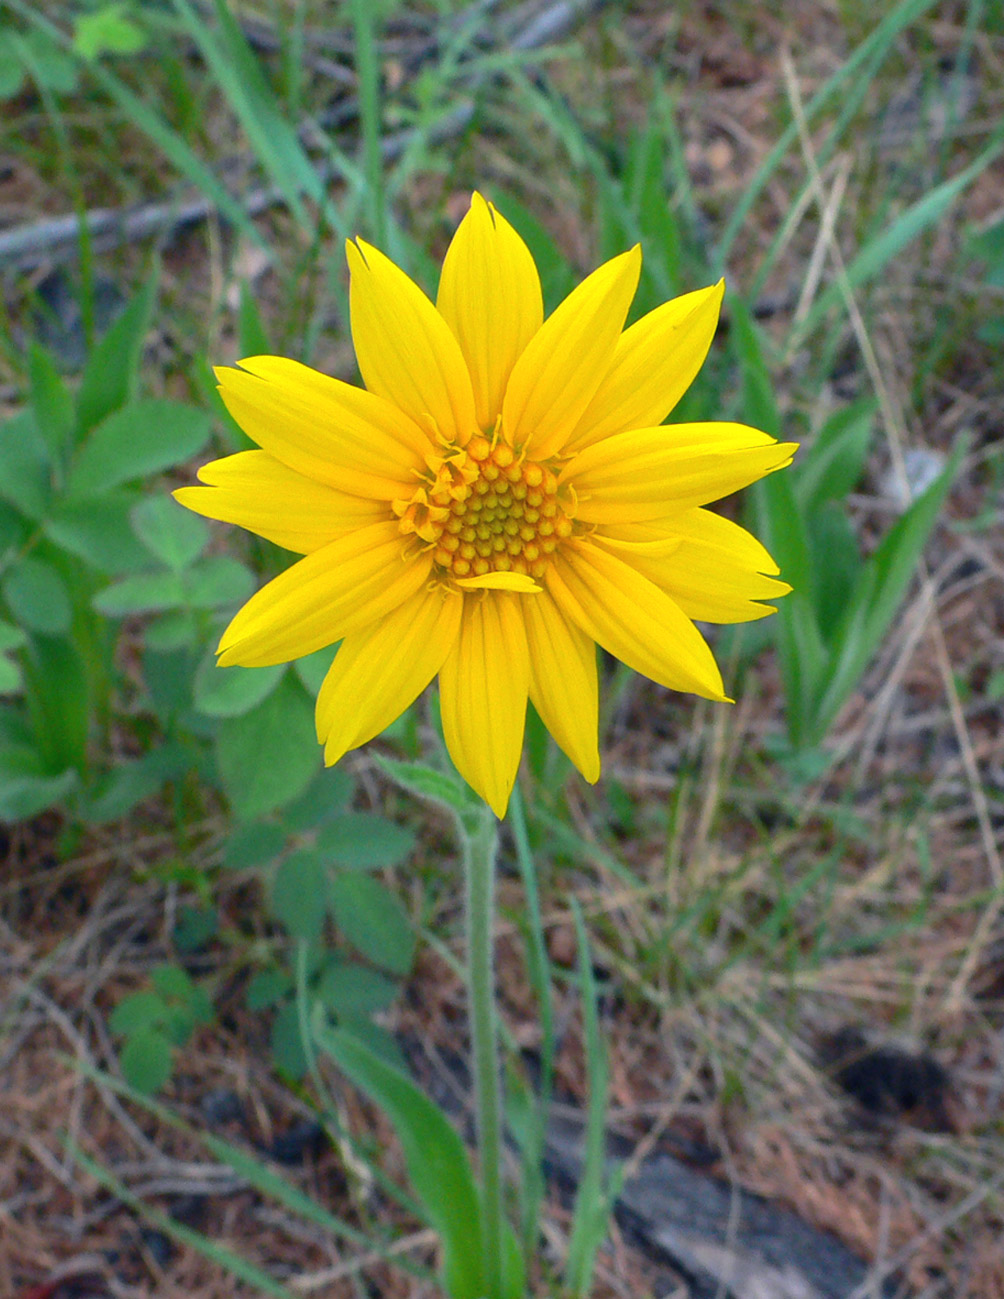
[238,280,272,354]
[316,960,398,1016]
[0,655,21,694]
[44,492,152,575]
[0,410,52,519]
[0,621,27,653]
[21,633,91,776]
[0,759,76,820]
[80,744,191,823]
[69,399,212,495]
[223,822,287,871]
[279,766,355,831]
[216,673,319,820]
[246,967,293,1011]
[270,999,308,1078]
[173,904,218,954]
[318,813,414,871]
[93,570,186,616]
[186,555,254,608]
[131,496,208,571]
[142,610,199,651]
[314,1024,488,1299]
[75,274,156,434]
[2,557,71,634]
[193,654,284,718]
[294,645,335,695]
[328,874,414,975]
[373,756,479,819]
[28,343,74,470]
[794,398,875,512]
[73,2,147,59]
[120,1025,174,1095]
[810,441,965,742]
[271,850,328,941]
[110,991,166,1036]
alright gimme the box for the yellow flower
[175,194,795,817]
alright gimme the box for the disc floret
[394,434,574,582]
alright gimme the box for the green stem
[462,806,504,1297]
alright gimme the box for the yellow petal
[347,238,477,443]
[502,246,642,459]
[439,593,529,818]
[316,586,462,764]
[523,591,599,782]
[565,280,725,452]
[437,193,543,431]
[563,423,798,523]
[546,540,727,701]
[595,508,791,623]
[174,450,386,553]
[217,522,432,667]
[216,359,423,499]
[456,572,541,593]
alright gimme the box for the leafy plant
[110,963,213,1094]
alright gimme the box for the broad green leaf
[215,673,319,820]
[317,813,414,870]
[328,874,414,975]
[270,998,308,1078]
[193,654,284,718]
[794,398,875,511]
[807,502,861,640]
[2,557,71,634]
[110,991,166,1036]
[315,1024,489,1299]
[69,399,212,495]
[279,766,355,831]
[186,555,254,608]
[293,645,335,695]
[120,1026,174,1094]
[373,756,479,818]
[80,743,191,823]
[142,610,199,651]
[0,621,27,653]
[75,274,156,434]
[0,655,21,694]
[316,960,398,1016]
[0,410,51,519]
[246,967,292,1011]
[271,850,328,941]
[73,2,147,59]
[131,496,208,571]
[28,343,74,470]
[21,634,91,775]
[223,822,287,871]
[44,493,152,575]
[93,571,185,616]
[0,748,76,820]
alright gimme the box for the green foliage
[731,302,965,760]
[316,1024,525,1299]
[110,963,213,1094]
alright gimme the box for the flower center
[394,434,574,582]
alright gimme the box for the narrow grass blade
[714,0,939,272]
[71,1144,296,1298]
[796,133,1004,339]
[810,439,966,742]
[564,899,617,1296]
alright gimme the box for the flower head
[176,194,795,817]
